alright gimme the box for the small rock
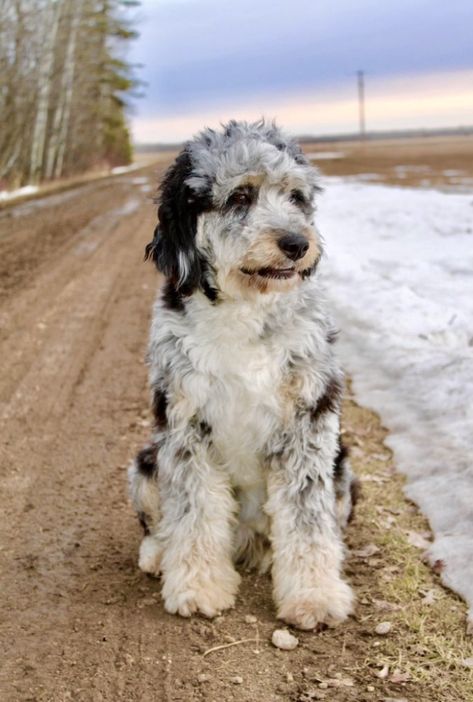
[422,590,437,606]
[462,657,473,668]
[376,664,389,679]
[406,530,431,550]
[271,629,299,650]
[354,543,380,558]
[244,614,257,624]
[286,672,294,682]
[382,698,408,702]
[230,675,243,685]
[367,685,375,692]
[375,621,392,635]
[390,670,410,684]
[197,673,209,683]
[319,682,328,689]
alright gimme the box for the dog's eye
[226,187,254,210]
[290,189,307,207]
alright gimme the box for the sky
[127,0,473,143]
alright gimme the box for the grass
[302,133,473,190]
[342,390,473,701]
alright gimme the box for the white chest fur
[192,298,285,487]
[156,293,288,489]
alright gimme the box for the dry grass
[342,389,473,701]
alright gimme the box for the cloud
[131,0,473,117]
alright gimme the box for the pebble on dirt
[376,664,390,679]
[244,614,257,624]
[230,675,243,684]
[375,621,392,635]
[271,629,299,650]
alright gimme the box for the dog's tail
[334,441,361,528]
[128,444,162,576]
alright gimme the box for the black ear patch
[144,150,213,296]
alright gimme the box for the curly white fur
[128,120,357,629]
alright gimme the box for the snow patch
[111,164,140,175]
[306,151,345,160]
[0,184,39,202]
[318,178,473,629]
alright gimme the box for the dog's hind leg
[128,445,162,576]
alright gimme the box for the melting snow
[0,184,39,202]
[318,177,473,629]
[111,164,140,175]
[307,151,345,160]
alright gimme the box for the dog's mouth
[240,266,297,280]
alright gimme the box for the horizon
[132,123,473,148]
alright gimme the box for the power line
[357,70,366,137]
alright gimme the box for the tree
[0,0,140,189]
[29,0,61,183]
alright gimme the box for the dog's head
[145,120,322,301]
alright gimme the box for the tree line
[0,0,140,189]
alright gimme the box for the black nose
[277,233,309,261]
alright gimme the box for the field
[0,137,472,701]
[303,133,473,189]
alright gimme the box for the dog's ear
[145,149,212,295]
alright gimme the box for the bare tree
[45,0,82,179]
[29,0,62,183]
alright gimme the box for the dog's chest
[197,325,285,486]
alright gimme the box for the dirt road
[0,166,471,702]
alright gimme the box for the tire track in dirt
[0,171,170,701]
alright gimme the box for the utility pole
[357,70,366,138]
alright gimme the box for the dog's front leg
[157,427,240,618]
[266,413,354,630]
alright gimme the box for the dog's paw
[138,535,162,577]
[277,578,354,630]
[163,567,241,619]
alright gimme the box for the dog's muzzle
[277,233,309,261]
[239,232,311,280]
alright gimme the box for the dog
[128,120,358,630]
